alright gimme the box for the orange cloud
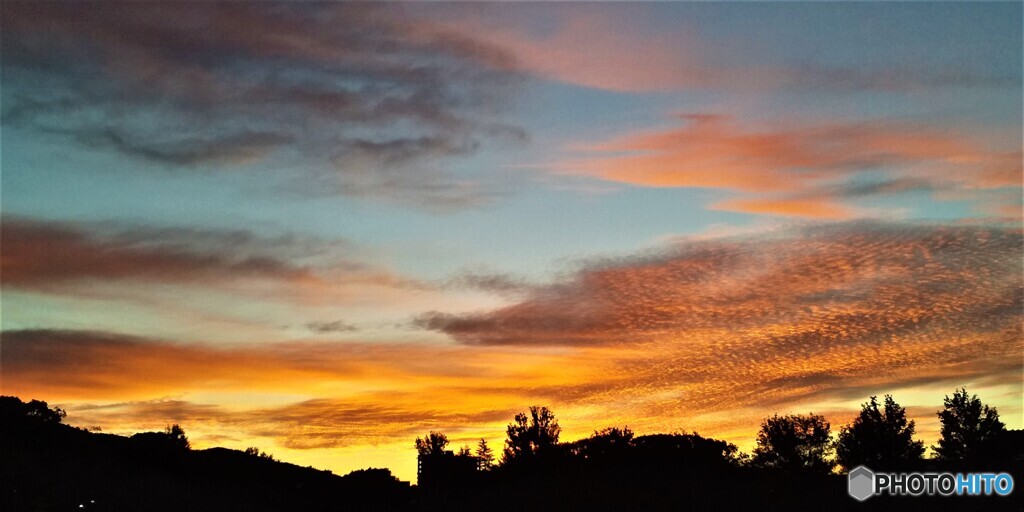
[560,115,1021,218]
[0,327,616,478]
[568,116,996,190]
[711,197,858,219]
[0,328,602,402]
[420,222,1022,410]
[0,330,342,399]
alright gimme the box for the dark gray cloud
[0,216,368,291]
[823,177,936,199]
[72,128,295,167]
[0,2,526,209]
[305,321,360,334]
[442,271,533,296]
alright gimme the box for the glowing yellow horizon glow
[17,380,1021,482]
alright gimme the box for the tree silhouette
[130,424,191,453]
[475,438,494,470]
[934,387,1005,462]
[244,446,276,460]
[0,396,66,424]
[570,426,634,460]
[502,406,560,464]
[166,424,190,450]
[414,431,450,457]
[835,395,923,471]
[751,413,834,473]
[591,426,635,446]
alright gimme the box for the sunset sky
[1,2,1021,481]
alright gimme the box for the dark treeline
[2,389,1022,512]
[413,389,1022,511]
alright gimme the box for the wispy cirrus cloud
[559,114,1021,218]
[0,2,526,209]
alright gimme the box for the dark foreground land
[3,403,1021,512]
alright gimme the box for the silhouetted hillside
[0,397,412,512]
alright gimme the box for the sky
[1,2,1021,482]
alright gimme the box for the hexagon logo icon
[848,466,875,501]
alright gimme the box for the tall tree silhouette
[475,438,494,470]
[502,406,560,463]
[751,413,834,473]
[414,431,450,457]
[934,387,1005,462]
[166,424,190,450]
[835,395,923,471]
